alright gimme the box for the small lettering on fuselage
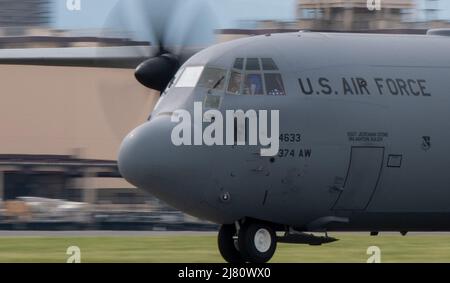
[348,132,389,143]
[299,77,431,97]
[278,148,312,159]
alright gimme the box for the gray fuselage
[118,32,450,232]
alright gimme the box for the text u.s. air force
[298,77,431,97]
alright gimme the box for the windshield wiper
[211,75,225,90]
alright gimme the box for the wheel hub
[254,228,271,253]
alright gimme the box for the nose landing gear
[218,221,277,263]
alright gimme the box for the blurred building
[0,0,51,35]
[218,0,450,42]
[297,0,416,30]
[0,64,159,206]
[424,0,440,22]
[0,31,150,49]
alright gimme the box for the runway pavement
[0,230,218,237]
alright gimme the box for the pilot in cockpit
[228,72,242,95]
[244,74,264,95]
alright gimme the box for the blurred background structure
[0,0,449,230]
[219,0,450,42]
[297,0,416,30]
[0,0,51,29]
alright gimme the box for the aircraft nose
[118,117,171,190]
[118,115,210,214]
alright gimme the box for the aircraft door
[333,147,385,210]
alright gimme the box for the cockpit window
[261,58,278,70]
[243,74,264,95]
[175,66,204,88]
[265,74,286,96]
[246,58,261,71]
[226,58,286,96]
[227,71,242,95]
[198,67,227,90]
[233,58,244,70]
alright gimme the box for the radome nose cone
[118,117,176,190]
[118,123,150,188]
[117,116,210,215]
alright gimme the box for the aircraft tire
[218,224,245,263]
[238,222,277,263]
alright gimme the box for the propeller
[95,0,218,139]
[133,0,218,91]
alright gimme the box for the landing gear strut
[218,221,277,263]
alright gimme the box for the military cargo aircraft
[2,0,450,264]
[118,28,450,263]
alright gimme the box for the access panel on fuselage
[333,146,384,210]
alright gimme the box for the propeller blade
[102,0,152,58]
[136,0,181,54]
[133,0,219,90]
[94,0,219,137]
[164,0,219,57]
